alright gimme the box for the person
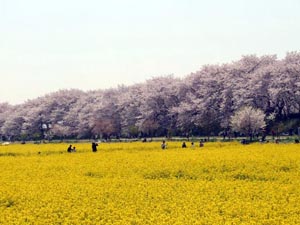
[240,139,248,145]
[161,140,167,150]
[92,142,98,152]
[182,142,187,148]
[295,139,299,144]
[67,145,72,153]
[191,142,195,148]
[72,146,76,152]
[199,141,204,147]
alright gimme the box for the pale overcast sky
[1,0,300,104]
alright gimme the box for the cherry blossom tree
[231,106,266,140]
[0,52,299,140]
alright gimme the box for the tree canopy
[1,52,300,140]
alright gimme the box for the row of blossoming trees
[1,52,300,141]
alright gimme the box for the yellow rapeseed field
[0,142,300,224]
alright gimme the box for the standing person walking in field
[92,142,98,152]
[161,140,167,150]
[67,145,72,153]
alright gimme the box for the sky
[1,0,300,104]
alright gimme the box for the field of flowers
[0,141,300,224]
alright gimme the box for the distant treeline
[1,52,300,141]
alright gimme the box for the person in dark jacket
[67,145,72,153]
[92,142,98,152]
